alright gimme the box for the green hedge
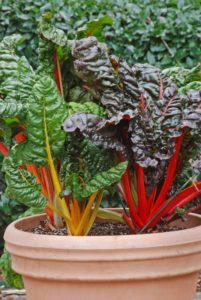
[0,0,200,68]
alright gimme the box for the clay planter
[4,213,201,300]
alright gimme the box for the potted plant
[2,14,201,300]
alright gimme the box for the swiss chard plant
[1,14,201,236]
[63,33,201,233]
[0,14,127,236]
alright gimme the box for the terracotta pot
[4,213,201,300]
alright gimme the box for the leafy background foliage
[0,0,200,68]
[0,248,24,289]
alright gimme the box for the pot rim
[4,212,201,251]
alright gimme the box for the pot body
[4,213,201,300]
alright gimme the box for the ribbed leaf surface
[3,149,46,208]
[21,76,67,165]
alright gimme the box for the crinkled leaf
[72,36,126,116]
[16,76,67,165]
[65,161,127,199]
[0,56,34,106]
[61,136,114,184]
[37,13,71,77]
[0,35,22,84]
[0,99,24,118]
[182,90,201,129]
[82,161,127,198]
[3,148,47,208]
[63,112,125,152]
[162,65,201,91]
[0,36,34,125]
[179,82,201,94]
[40,13,68,47]
[68,101,107,117]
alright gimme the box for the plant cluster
[0,15,127,236]
[0,14,200,237]
[0,0,200,68]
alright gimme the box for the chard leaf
[19,207,45,218]
[64,161,127,199]
[20,76,67,165]
[162,64,201,88]
[68,101,107,117]
[182,90,201,129]
[0,56,34,106]
[72,36,126,116]
[61,136,114,185]
[0,99,24,118]
[36,37,55,78]
[63,112,125,152]
[0,35,22,84]
[0,35,34,122]
[179,82,201,94]
[3,148,47,208]
[40,13,68,47]
[81,161,127,198]
[0,57,34,120]
[37,13,71,77]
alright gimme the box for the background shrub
[0,0,200,68]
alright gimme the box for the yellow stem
[84,190,104,236]
[75,191,98,235]
[47,203,75,234]
[43,107,71,232]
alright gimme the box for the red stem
[147,186,157,212]
[40,166,54,205]
[167,181,201,216]
[149,181,201,228]
[118,152,144,228]
[26,164,49,199]
[151,132,185,214]
[0,143,9,156]
[135,163,148,222]
[123,213,136,233]
[54,53,64,97]
[44,206,54,223]
[15,131,27,143]
[176,143,193,173]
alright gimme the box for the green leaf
[3,147,46,209]
[19,76,67,165]
[0,56,34,105]
[162,64,201,89]
[0,35,23,83]
[0,36,34,126]
[0,248,24,289]
[147,51,156,65]
[19,206,45,218]
[68,101,107,117]
[37,13,70,77]
[179,81,201,94]
[82,161,127,198]
[40,13,68,47]
[0,99,24,118]
[97,208,124,223]
[65,161,127,199]
[78,15,113,41]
